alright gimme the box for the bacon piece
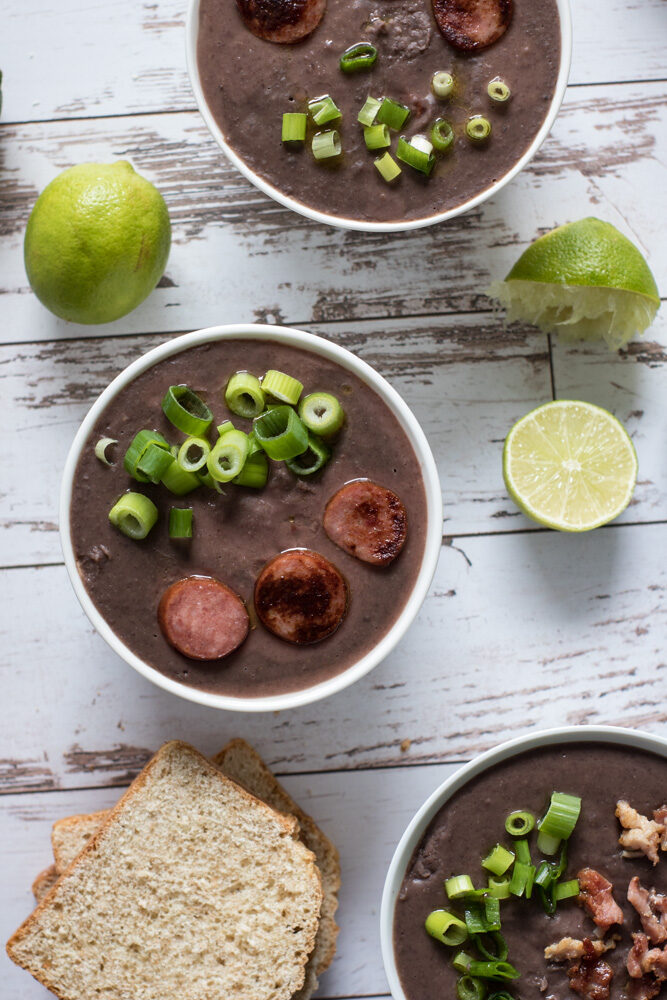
[628,877,667,945]
[235,0,326,43]
[578,868,625,934]
[654,806,667,852]
[431,0,512,51]
[546,937,617,962]
[617,800,665,866]
[568,939,614,1000]
[628,933,667,981]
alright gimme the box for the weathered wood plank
[0,314,553,567]
[2,0,666,125]
[1,82,664,343]
[1,522,664,795]
[1,764,458,999]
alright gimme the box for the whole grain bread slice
[9,740,322,1000]
[31,866,59,903]
[51,809,109,873]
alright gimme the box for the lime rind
[488,279,659,351]
[503,400,638,532]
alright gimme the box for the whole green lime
[24,161,171,325]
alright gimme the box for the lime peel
[503,400,638,532]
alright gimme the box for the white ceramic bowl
[185,0,571,233]
[381,724,667,1000]
[60,323,443,713]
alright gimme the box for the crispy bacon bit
[578,868,625,934]
[568,939,614,1000]
[546,937,618,962]
[431,0,512,51]
[628,877,667,945]
[617,801,665,866]
[628,933,667,981]
[654,806,667,852]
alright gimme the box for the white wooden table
[1,1,666,996]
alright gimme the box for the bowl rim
[380,724,667,1000]
[59,322,443,713]
[184,0,572,233]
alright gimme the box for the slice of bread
[9,741,322,1000]
[31,866,59,903]
[51,809,110,873]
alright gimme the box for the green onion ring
[456,975,487,1000]
[432,71,454,98]
[177,436,211,474]
[308,94,342,126]
[431,118,454,152]
[312,131,342,161]
[137,441,176,484]
[160,458,200,495]
[94,437,117,466]
[261,369,303,405]
[358,95,381,126]
[108,492,158,540]
[505,810,535,836]
[299,392,345,437]
[453,951,474,975]
[376,96,410,131]
[282,112,307,143]
[538,791,581,841]
[254,406,308,461]
[124,429,170,482]
[169,507,193,539]
[473,932,509,962]
[425,909,469,946]
[486,876,511,900]
[374,152,401,183]
[234,450,269,489]
[445,875,475,899]
[481,844,515,876]
[553,878,580,902]
[488,78,511,102]
[364,123,391,150]
[340,41,378,73]
[468,961,519,982]
[161,384,213,436]
[396,136,435,176]
[207,429,249,483]
[285,433,330,476]
[225,371,265,419]
[466,115,492,142]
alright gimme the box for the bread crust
[31,866,59,902]
[9,740,322,1000]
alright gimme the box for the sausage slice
[254,549,347,644]
[235,0,326,43]
[323,480,407,566]
[432,0,512,51]
[158,575,249,660]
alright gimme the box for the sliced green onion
[538,792,581,841]
[286,433,330,476]
[537,831,561,856]
[432,71,454,98]
[425,910,469,946]
[299,391,345,436]
[340,41,377,73]
[464,904,487,936]
[262,369,303,405]
[554,841,569,879]
[282,112,307,143]
[124,429,170,482]
[514,838,531,865]
[468,962,519,982]
[162,385,213,436]
[374,152,401,183]
[483,897,501,932]
[254,406,308,461]
[308,95,341,126]
[466,116,492,142]
[396,136,435,176]
[376,97,410,131]
[487,992,514,1000]
[431,118,454,152]
[108,492,158,540]
[482,845,515,877]
[177,436,211,473]
[246,429,262,456]
[453,951,474,974]
[554,879,580,902]
[487,876,511,900]
[94,437,117,466]
[217,420,234,437]
[225,371,265,419]
[234,449,269,489]
[445,875,476,899]
[488,78,511,102]
[535,861,556,889]
[358,95,381,126]
[509,861,535,898]
[207,429,249,483]
[169,507,193,539]
[137,441,175,483]
[474,932,509,962]
[312,130,342,160]
[160,457,200,495]
[505,811,535,836]
[457,975,487,1000]
[197,470,224,493]
[364,123,391,150]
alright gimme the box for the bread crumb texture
[8,741,322,1000]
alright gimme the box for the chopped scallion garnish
[538,792,581,842]
[339,41,377,73]
[504,810,535,837]
[109,492,158,540]
[432,71,454,99]
[466,116,492,142]
[168,506,193,539]
[374,152,401,183]
[486,876,511,900]
[508,861,535,898]
[474,931,508,962]
[425,909,469,946]
[261,369,303,405]
[445,875,475,899]
[282,112,307,143]
[207,428,249,483]
[162,385,213,436]
[453,951,474,974]
[308,94,341,126]
[488,78,511,102]
[358,95,381,126]
[225,371,265,419]
[364,123,391,150]
[464,904,487,936]
[468,961,519,982]
[396,136,435,176]
[514,838,531,865]
[376,96,410,131]
[177,436,211,474]
[94,437,117,466]
[234,449,269,489]
[553,878,580,902]
[124,429,170,482]
[431,118,454,153]
[137,441,175,484]
[286,433,330,476]
[456,975,486,1000]
[481,845,515,877]
[299,391,345,436]
[312,130,342,161]
[160,457,200,496]
[253,406,308,461]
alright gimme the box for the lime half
[488,218,660,351]
[503,400,638,532]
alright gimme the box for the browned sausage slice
[323,480,407,566]
[432,0,512,51]
[158,575,249,660]
[235,0,326,43]
[254,549,347,644]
